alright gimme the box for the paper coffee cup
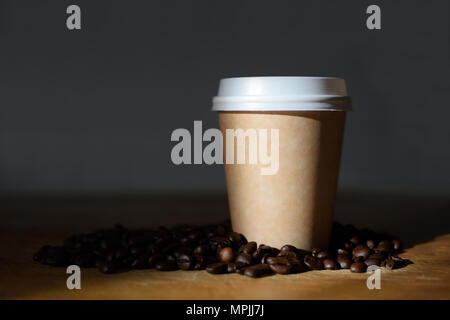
[212,77,351,250]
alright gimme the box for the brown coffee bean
[228,232,247,247]
[323,258,339,270]
[278,250,300,260]
[177,253,194,270]
[344,242,354,251]
[304,255,323,270]
[375,240,392,253]
[364,258,380,267]
[227,263,237,273]
[193,245,210,257]
[235,252,253,268]
[280,245,297,254]
[218,247,235,263]
[352,245,371,260]
[366,239,376,249]
[337,248,350,256]
[337,255,352,269]
[244,264,273,278]
[241,242,257,255]
[257,244,280,256]
[311,248,320,257]
[268,262,292,274]
[266,256,289,265]
[155,260,178,271]
[392,239,402,251]
[350,261,367,273]
[368,252,385,260]
[206,262,228,274]
[316,251,328,259]
[385,258,396,270]
[350,235,361,245]
[148,253,164,268]
[193,256,206,270]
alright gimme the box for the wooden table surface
[0,193,449,299]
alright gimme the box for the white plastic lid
[212,76,351,111]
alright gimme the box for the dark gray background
[1,0,449,195]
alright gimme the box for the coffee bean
[148,253,164,268]
[257,244,280,257]
[280,245,297,254]
[228,232,247,248]
[193,245,210,257]
[375,240,392,253]
[337,255,352,269]
[34,222,408,277]
[323,258,339,270]
[311,248,320,257]
[352,245,371,260]
[266,256,289,265]
[261,254,270,264]
[155,260,178,271]
[304,255,323,270]
[350,261,367,273]
[368,252,385,260]
[227,263,237,273]
[244,264,273,278]
[392,239,402,251]
[350,235,361,245]
[235,252,253,268]
[206,262,227,274]
[218,247,235,263]
[364,258,380,267]
[173,246,192,259]
[366,239,376,249]
[337,248,350,256]
[241,242,257,255]
[268,262,292,274]
[385,258,396,270]
[193,256,206,270]
[177,253,194,270]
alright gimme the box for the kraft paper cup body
[213,77,351,250]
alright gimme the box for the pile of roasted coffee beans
[33,221,411,278]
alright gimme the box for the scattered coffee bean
[392,239,402,251]
[227,263,237,273]
[364,258,380,267]
[337,255,352,269]
[206,262,227,274]
[352,245,371,260]
[241,242,257,255]
[33,221,409,278]
[244,264,273,278]
[218,247,235,263]
[177,253,194,270]
[304,255,323,270]
[323,258,339,270]
[155,260,178,271]
[350,261,367,273]
[235,252,253,268]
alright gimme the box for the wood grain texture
[1,230,449,300]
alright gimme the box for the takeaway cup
[212,77,351,250]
